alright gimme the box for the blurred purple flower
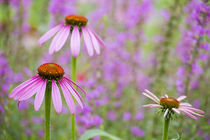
[135,112,144,121]
[25,129,32,136]
[131,126,145,137]
[32,117,43,124]
[107,111,117,121]
[123,112,132,121]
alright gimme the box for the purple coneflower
[9,63,86,140]
[9,63,86,114]
[142,89,204,140]
[142,89,204,119]
[38,15,105,57]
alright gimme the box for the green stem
[71,56,77,140]
[45,81,52,140]
[162,118,170,140]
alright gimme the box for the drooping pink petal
[49,26,66,55]
[14,77,42,100]
[165,94,168,98]
[38,24,63,46]
[55,26,70,52]
[18,80,43,101]
[179,109,198,119]
[142,92,159,103]
[62,78,84,108]
[172,108,180,114]
[9,75,38,98]
[180,102,192,107]
[82,27,94,56]
[58,80,75,114]
[63,77,87,96]
[164,109,169,118]
[86,27,100,54]
[182,108,204,117]
[143,104,162,108]
[177,96,186,101]
[52,80,62,113]
[87,26,105,48]
[144,89,160,102]
[34,80,47,111]
[180,107,204,114]
[71,26,81,57]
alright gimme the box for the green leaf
[80,129,121,140]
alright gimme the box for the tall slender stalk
[45,81,52,140]
[71,56,77,140]
[162,118,170,140]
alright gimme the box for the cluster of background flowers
[0,0,210,139]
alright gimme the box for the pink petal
[164,109,169,118]
[181,107,204,114]
[144,89,160,102]
[58,80,75,114]
[62,79,84,108]
[142,92,159,103]
[38,24,63,46]
[179,109,198,119]
[182,108,204,117]
[82,27,94,56]
[180,102,192,107]
[177,96,186,101]
[63,77,87,96]
[9,75,38,98]
[49,26,66,55]
[18,80,43,101]
[86,26,105,48]
[172,108,180,114]
[34,80,47,111]
[71,26,81,57]
[52,80,62,113]
[165,94,168,98]
[86,27,100,54]
[55,26,70,52]
[143,104,162,108]
[14,77,42,100]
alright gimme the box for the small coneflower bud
[160,97,179,109]
[38,63,64,80]
[65,15,88,26]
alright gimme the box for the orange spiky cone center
[38,63,64,80]
[65,15,88,26]
[160,97,179,109]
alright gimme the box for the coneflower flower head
[142,89,204,119]
[38,14,105,57]
[9,63,86,114]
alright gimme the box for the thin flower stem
[162,118,170,140]
[45,81,52,140]
[71,56,77,140]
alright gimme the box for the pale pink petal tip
[52,80,62,113]
[164,109,169,118]
[58,80,75,114]
[144,89,160,102]
[87,27,100,55]
[38,24,63,46]
[82,27,94,56]
[49,26,67,55]
[177,96,186,101]
[142,92,159,103]
[87,26,106,48]
[143,104,162,108]
[34,80,47,111]
[71,26,81,57]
